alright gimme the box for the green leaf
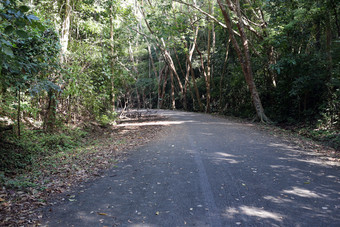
[19,5,30,13]
[15,20,26,27]
[26,14,39,22]
[16,30,28,38]
[4,25,14,34]
[3,46,13,56]
[31,21,45,30]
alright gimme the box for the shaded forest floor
[0,110,339,226]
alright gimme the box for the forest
[1,0,339,134]
[0,0,339,223]
[0,0,339,224]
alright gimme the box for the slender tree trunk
[162,45,184,101]
[174,48,187,109]
[187,53,203,112]
[160,66,169,109]
[219,37,231,112]
[147,42,158,84]
[217,0,270,122]
[205,0,212,113]
[195,45,210,112]
[158,64,166,109]
[211,1,216,90]
[326,16,333,76]
[184,24,199,111]
[170,69,176,110]
[60,0,71,63]
[110,3,116,112]
[331,0,340,37]
[44,90,57,132]
[17,87,21,137]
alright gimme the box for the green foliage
[0,127,88,176]
[97,111,118,126]
[1,0,339,155]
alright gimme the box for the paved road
[42,111,340,226]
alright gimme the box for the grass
[0,126,92,190]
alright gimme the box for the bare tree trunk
[195,45,210,112]
[326,16,333,75]
[60,0,71,63]
[17,87,21,137]
[219,37,231,112]
[160,66,169,109]
[217,0,270,123]
[331,0,340,37]
[211,1,216,90]
[170,69,176,110]
[174,48,187,109]
[110,3,116,111]
[187,53,203,112]
[43,90,57,132]
[158,64,166,108]
[205,1,212,113]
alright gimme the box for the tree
[217,0,270,122]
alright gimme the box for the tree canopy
[1,0,339,135]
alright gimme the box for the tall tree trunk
[184,27,198,111]
[170,69,176,110]
[17,87,21,137]
[147,41,158,87]
[160,66,169,109]
[158,64,166,109]
[195,45,210,112]
[326,16,333,76]
[219,37,231,112]
[110,3,116,111]
[211,1,216,90]
[60,0,71,63]
[217,0,270,123]
[44,90,57,132]
[162,44,184,103]
[187,52,203,112]
[205,0,212,113]
[174,48,187,109]
[331,0,340,37]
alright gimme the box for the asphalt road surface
[42,111,340,226]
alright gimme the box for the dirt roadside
[0,112,169,226]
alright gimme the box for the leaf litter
[0,112,167,226]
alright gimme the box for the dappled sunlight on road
[117,120,192,127]
[223,206,285,222]
[215,152,238,158]
[212,152,240,164]
[240,206,284,221]
[277,156,340,167]
[263,195,293,204]
[282,186,326,198]
[267,143,339,167]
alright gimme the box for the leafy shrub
[97,111,117,126]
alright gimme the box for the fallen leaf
[155,211,160,215]
[97,212,108,216]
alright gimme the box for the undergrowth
[0,127,89,189]
[296,127,340,150]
